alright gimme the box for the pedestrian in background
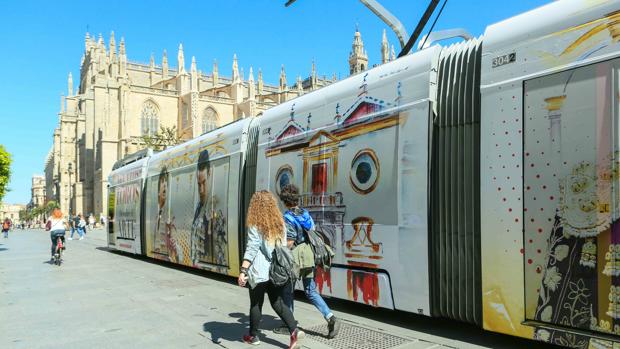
[277,184,341,338]
[88,214,95,229]
[2,218,11,238]
[69,214,84,240]
[69,214,76,239]
[237,190,304,348]
[78,214,86,240]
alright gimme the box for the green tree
[45,200,59,214]
[0,144,12,202]
[137,126,183,151]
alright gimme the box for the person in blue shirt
[277,184,341,339]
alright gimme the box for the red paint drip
[314,266,332,294]
[347,270,380,306]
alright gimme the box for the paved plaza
[0,229,554,349]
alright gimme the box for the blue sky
[0,0,548,204]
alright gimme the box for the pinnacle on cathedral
[248,67,256,100]
[232,54,239,83]
[178,44,185,74]
[348,27,368,75]
[109,31,116,60]
[381,29,389,64]
[279,65,287,91]
[162,49,169,78]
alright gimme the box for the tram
[108,1,620,347]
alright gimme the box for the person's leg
[302,277,333,320]
[282,281,294,313]
[50,232,57,257]
[267,282,297,334]
[303,276,341,338]
[248,282,267,337]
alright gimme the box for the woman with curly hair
[238,190,304,348]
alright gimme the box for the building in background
[0,203,26,225]
[30,175,46,208]
[45,28,393,219]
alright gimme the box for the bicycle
[53,236,64,266]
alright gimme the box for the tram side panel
[108,158,148,255]
[142,120,249,276]
[255,48,438,312]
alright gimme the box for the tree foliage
[137,126,183,151]
[0,144,11,202]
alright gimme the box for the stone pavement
[0,229,554,349]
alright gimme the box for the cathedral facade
[44,29,393,218]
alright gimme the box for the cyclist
[47,208,69,262]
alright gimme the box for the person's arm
[285,221,297,249]
[238,227,260,287]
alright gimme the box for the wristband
[240,267,248,274]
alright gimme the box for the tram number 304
[118,219,136,240]
[492,52,516,68]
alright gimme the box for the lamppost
[67,162,73,217]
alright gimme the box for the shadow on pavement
[203,312,288,348]
[0,247,7,252]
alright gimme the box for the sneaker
[79,237,84,240]
[273,325,289,335]
[327,316,341,339]
[242,334,260,345]
[289,328,305,349]
[68,237,73,240]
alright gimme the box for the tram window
[108,189,115,236]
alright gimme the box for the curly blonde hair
[246,190,284,243]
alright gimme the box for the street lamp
[67,162,73,217]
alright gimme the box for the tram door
[524,58,620,337]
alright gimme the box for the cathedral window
[141,100,160,136]
[202,107,219,133]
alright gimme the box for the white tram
[108,1,620,346]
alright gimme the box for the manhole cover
[303,321,414,349]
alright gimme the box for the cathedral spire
[85,32,91,51]
[191,56,198,92]
[212,60,219,86]
[296,75,303,94]
[98,33,106,56]
[381,29,389,64]
[257,68,263,95]
[119,37,126,76]
[109,31,116,61]
[391,45,396,61]
[279,64,287,91]
[119,37,126,55]
[232,54,239,83]
[149,53,156,85]
[348,27,368,75]
[248,67,255,100]
[177,43,185,74]
[162,49,168,79]
[311,60,317,89]
[68,73,73,96]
